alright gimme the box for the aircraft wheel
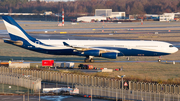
[84,58,89,63]
[90,59,94,63]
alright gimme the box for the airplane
[2,16,178,62]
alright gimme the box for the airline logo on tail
[2,16,36,42]
[2,16,50,47]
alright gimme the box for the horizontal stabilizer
[3,38,13,42]
[3,38,23,46]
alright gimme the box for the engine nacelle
[83,50,100,57]
[101,52,118,59]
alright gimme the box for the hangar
[95,9,125,19]
[77,9,125,22]
[77,16,106,22]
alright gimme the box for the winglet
[63,42,71,47]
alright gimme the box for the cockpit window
[169,45,174,47]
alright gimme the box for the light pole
[117,75,125,101]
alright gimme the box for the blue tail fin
[2,16,36,42]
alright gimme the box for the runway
[1,21,180,47]
[1,31,180,48]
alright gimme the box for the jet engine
[101,52,117,59]
[83,50,100,57]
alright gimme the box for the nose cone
[172,47,179,53]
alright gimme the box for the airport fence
[0,68,41,92]
[75,84,180,101]
[0,67,179,95]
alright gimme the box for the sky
[29,0,75,2]
[42,0,75,1]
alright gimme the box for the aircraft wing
[63,42,119,59]
[63,42,120,53]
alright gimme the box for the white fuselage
[38,39,178,54]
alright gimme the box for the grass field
[2,20,180,30]
[74,62,180,84]
[75,31,180,42]
[1,19,180,42]
[0,83,31,94]
[30,61,180,84]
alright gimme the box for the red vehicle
[86,65,94,70]
[42,60,54,67]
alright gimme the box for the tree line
[1,0,180,17]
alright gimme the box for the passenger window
[169,45,173,47]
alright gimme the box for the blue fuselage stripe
[4,40,170,56]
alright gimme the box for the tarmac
[0,95,48,101]
[0,95,108,101]
[0,82,112,101]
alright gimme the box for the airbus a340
[2,16,178,62]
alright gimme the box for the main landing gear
[158,56,161,62]
[84,56,94,63]
[158,59,161,62]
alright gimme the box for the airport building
[110,12,126,19]
[130,12,180,21]
[77,9,125,22]
[159,14,174,21]
[159,13,180,21]
[95,9,112,17]
[77,16,106,22]
[95,9,126,19]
